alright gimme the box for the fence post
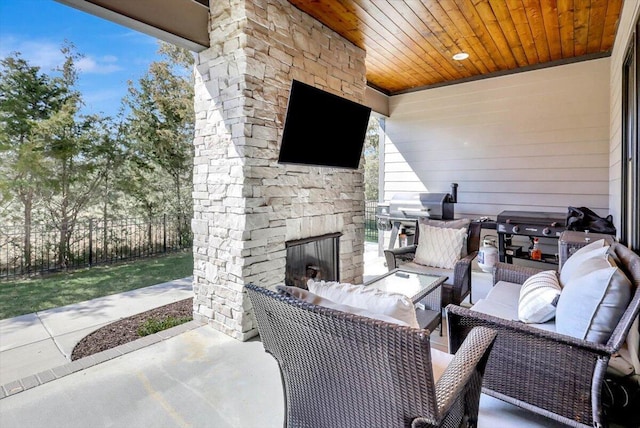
[163,214,167,253]
[88,219,93,267]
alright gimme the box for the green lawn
[0,251,193,319]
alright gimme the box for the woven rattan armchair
[384,220,482,307]
[245,283,497,428]
[447,242,640,428]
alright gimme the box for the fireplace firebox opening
[285,232,342,289]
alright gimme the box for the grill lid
[388,192,454,220]
[497,210,566,226]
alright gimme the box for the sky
[0,0,162,118]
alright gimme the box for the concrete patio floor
[0,243,567,427]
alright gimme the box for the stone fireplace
[191,0,366,341]
[285,233,341,289]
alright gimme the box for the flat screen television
[278,80,372,169]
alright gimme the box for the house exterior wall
[384,58,611,220]
[608,0,640,233]
[191,0,366,340]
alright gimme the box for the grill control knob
[512,225,520,233]
[543,227,551,236]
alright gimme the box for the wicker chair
[245,283,497,428]
[384,220,482,307]
[446,242,640,428]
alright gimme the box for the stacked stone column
[192,0,367,340]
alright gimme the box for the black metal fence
[0,215,192,280]
[365,200,378,242]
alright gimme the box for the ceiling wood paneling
[288,0,624,94]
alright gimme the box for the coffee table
[364,269,448,334]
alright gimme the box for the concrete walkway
[0,277,194,394]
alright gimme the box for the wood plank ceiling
[289,0,624,95]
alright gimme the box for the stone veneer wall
[191,0,367,340]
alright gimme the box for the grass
[137,315,192,337]
[0,251,193,320]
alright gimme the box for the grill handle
[450,183,458,203]
[401,208,430,212]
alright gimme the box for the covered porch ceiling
[56,0,624,95]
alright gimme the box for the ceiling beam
[55,0,210,52]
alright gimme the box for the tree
[123,42,194,244]
[33,44,115,267]
[0,53,64,269]
[364,116,380,201]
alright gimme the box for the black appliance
[376,184,458,249]
[496,210,566,264]
[278,80,372,169]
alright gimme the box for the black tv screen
[278,80,372,169]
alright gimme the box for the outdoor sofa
[447,241,640,428]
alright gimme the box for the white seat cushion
[470,282,557,332]
[485,281,522,310]
[470,298,519,321]
[431,348,454,382]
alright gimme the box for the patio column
[191,0,367,340]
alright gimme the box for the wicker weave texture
[448,242,640,428]
[384,221,482,308]
[246,284,496,428]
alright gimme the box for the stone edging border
[0,320,205,399]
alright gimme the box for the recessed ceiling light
[452,52,469,61]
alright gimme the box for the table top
[363,269,448,303]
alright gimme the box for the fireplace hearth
[285,232,341,289]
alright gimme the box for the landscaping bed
[71,297,193,360]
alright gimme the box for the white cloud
[0,35,122,74]
[0,37,64,71]
[76,56,122,74]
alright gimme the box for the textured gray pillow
[418,218,471,257]
[556,255,632,344]
[414,225,467,269]
[418,218,471,230]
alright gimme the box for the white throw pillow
[556,256,632,344]
[559,239,610,286]
[276,285,413,327]
[518,271,561,323]
[418,218,471,257]
[308,280,419,328]
[414,225,467,269]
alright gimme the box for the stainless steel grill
[376,183,458,248]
